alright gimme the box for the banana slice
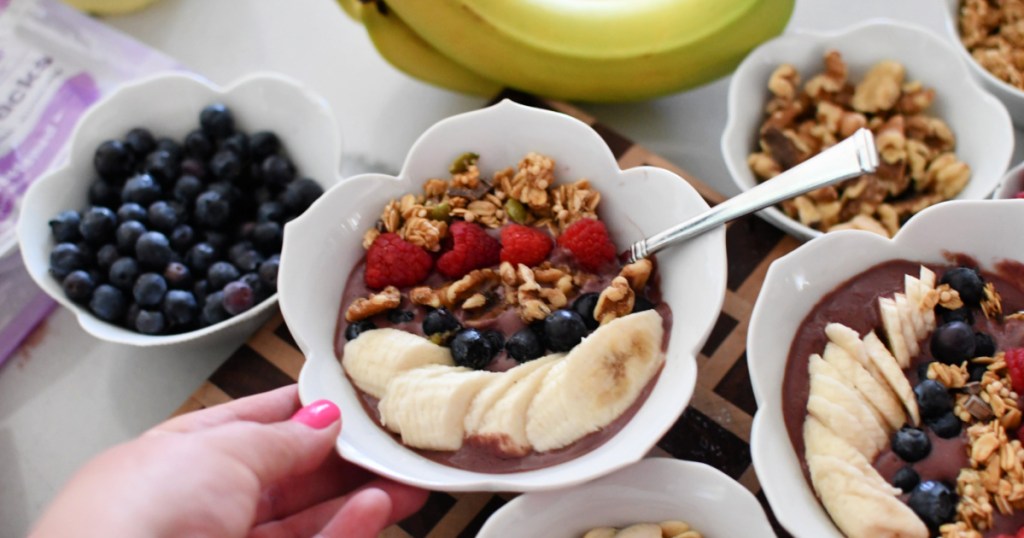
[863,331,920,425]
[809,455,928,538]
[583,529,617,538]
[472,356,561,457]
[823,325,905,430]
[378,365,496,451]
[878,297,910,368]
[613,524,662,538]
[526,310,665,452]
[464,353,563,435]
[342,328,455,398]
[809,357,888,456]
[894,294,921,358]
[920,266,937,329]
[904,275,929,342]
[803,417,898,495]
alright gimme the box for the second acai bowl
[279,100,727,491]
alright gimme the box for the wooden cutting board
[172,90,801,538]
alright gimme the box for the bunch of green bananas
[340,0,794,102]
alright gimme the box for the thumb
[204,399,342,487]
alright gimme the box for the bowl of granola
[278,100,727,491]
[721,20,1012,242]
[945,0,1024,127]
[748,199,1024,537]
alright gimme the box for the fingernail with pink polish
[291,400,340,429]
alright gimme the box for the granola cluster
[959,0,1024,90]
[747,51,971,237]
[934,352,1024,536]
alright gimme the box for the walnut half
[345,286,401,322]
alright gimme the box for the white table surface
[1,0,1020,535]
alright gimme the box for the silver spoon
[628,128,879,263]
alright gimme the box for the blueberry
[200,103,234,139]
[170,224,195,252]
[88,179,120,208]
[160,290,198,327]
[228,242,263,273]
[163,261,192,289]
[133,309,165,334]
[941,267,986,307]
[249,131,280,161]
[94,140,135,180]
[907,481,957,532]
[124,127,155,157]
[279,178,323,213]
[261,155,295,188]
[258,255,279,289]
[220,281,254,315]
[892,426,931,462]
[974,332,996,358]
[633,296,655,313]
[345,319,377,341]
[506,327,545,362]
[257,201,286,223]
[207,261,240,291]
[201,291,229,326]
[117,202,148,224]
[89,284,127,322]
[251,221,283,254]
[969,362,988,382]
[206,181,241,205]
[143,150,180,186]
[62,270,95,303]
[184,129,214,159]
[125,303,142,330]
[147,200,182,232]
[194,190,232,228]
[423,308,461,336]
[927,411,962,439]
[49,242,87,279]
[239,272,269,303]
[544,309,587,352]
[79,206,118,244]
[108,257,140,290]
[221,132,249,161]
[202,230,230,252]
[49,210,81,243]
[484,330,504,352]
[387,309,415,324]
[931,321,976,364]
[210,150,242,182]
[936,306,973,326]
[96,243,120,272]
[892,466,920,492]
[185,242,218,274]
[115,220,147,253]
[155,137,183,161]
[121,174,162,206]
[571,292,600,330]
[76,241,96,267]
[193,279,210,304]
[172,175,203,206]
[914,379,953,419]
[133,272,168,307]
[450,328,498,369]
[135,231,174,269]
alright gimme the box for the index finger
[150,385,301,435]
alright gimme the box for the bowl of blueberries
[16,72,340,346]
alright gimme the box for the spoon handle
[628,128,878,263]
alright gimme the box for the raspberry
[364,233,432,289]
[500,224,552,267]
[558,218,617,272]
[1007,348,1024,393]
[1016,191,1024,199]
[437,221,500,278]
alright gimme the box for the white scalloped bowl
[722,20,1012,242]
[942,0,1024,127]
[747,199,1024,537]
[477,458,774,537]
[279,100,727,492]
[16,72,342,347]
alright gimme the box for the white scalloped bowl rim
[16,72,343,346]
[477,458,774,537]
[747,199,1024,537]
[280,100,727,492]
[721,19,1012,242]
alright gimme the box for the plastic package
[0,0,179,365]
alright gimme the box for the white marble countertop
[0,0,1018,535]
